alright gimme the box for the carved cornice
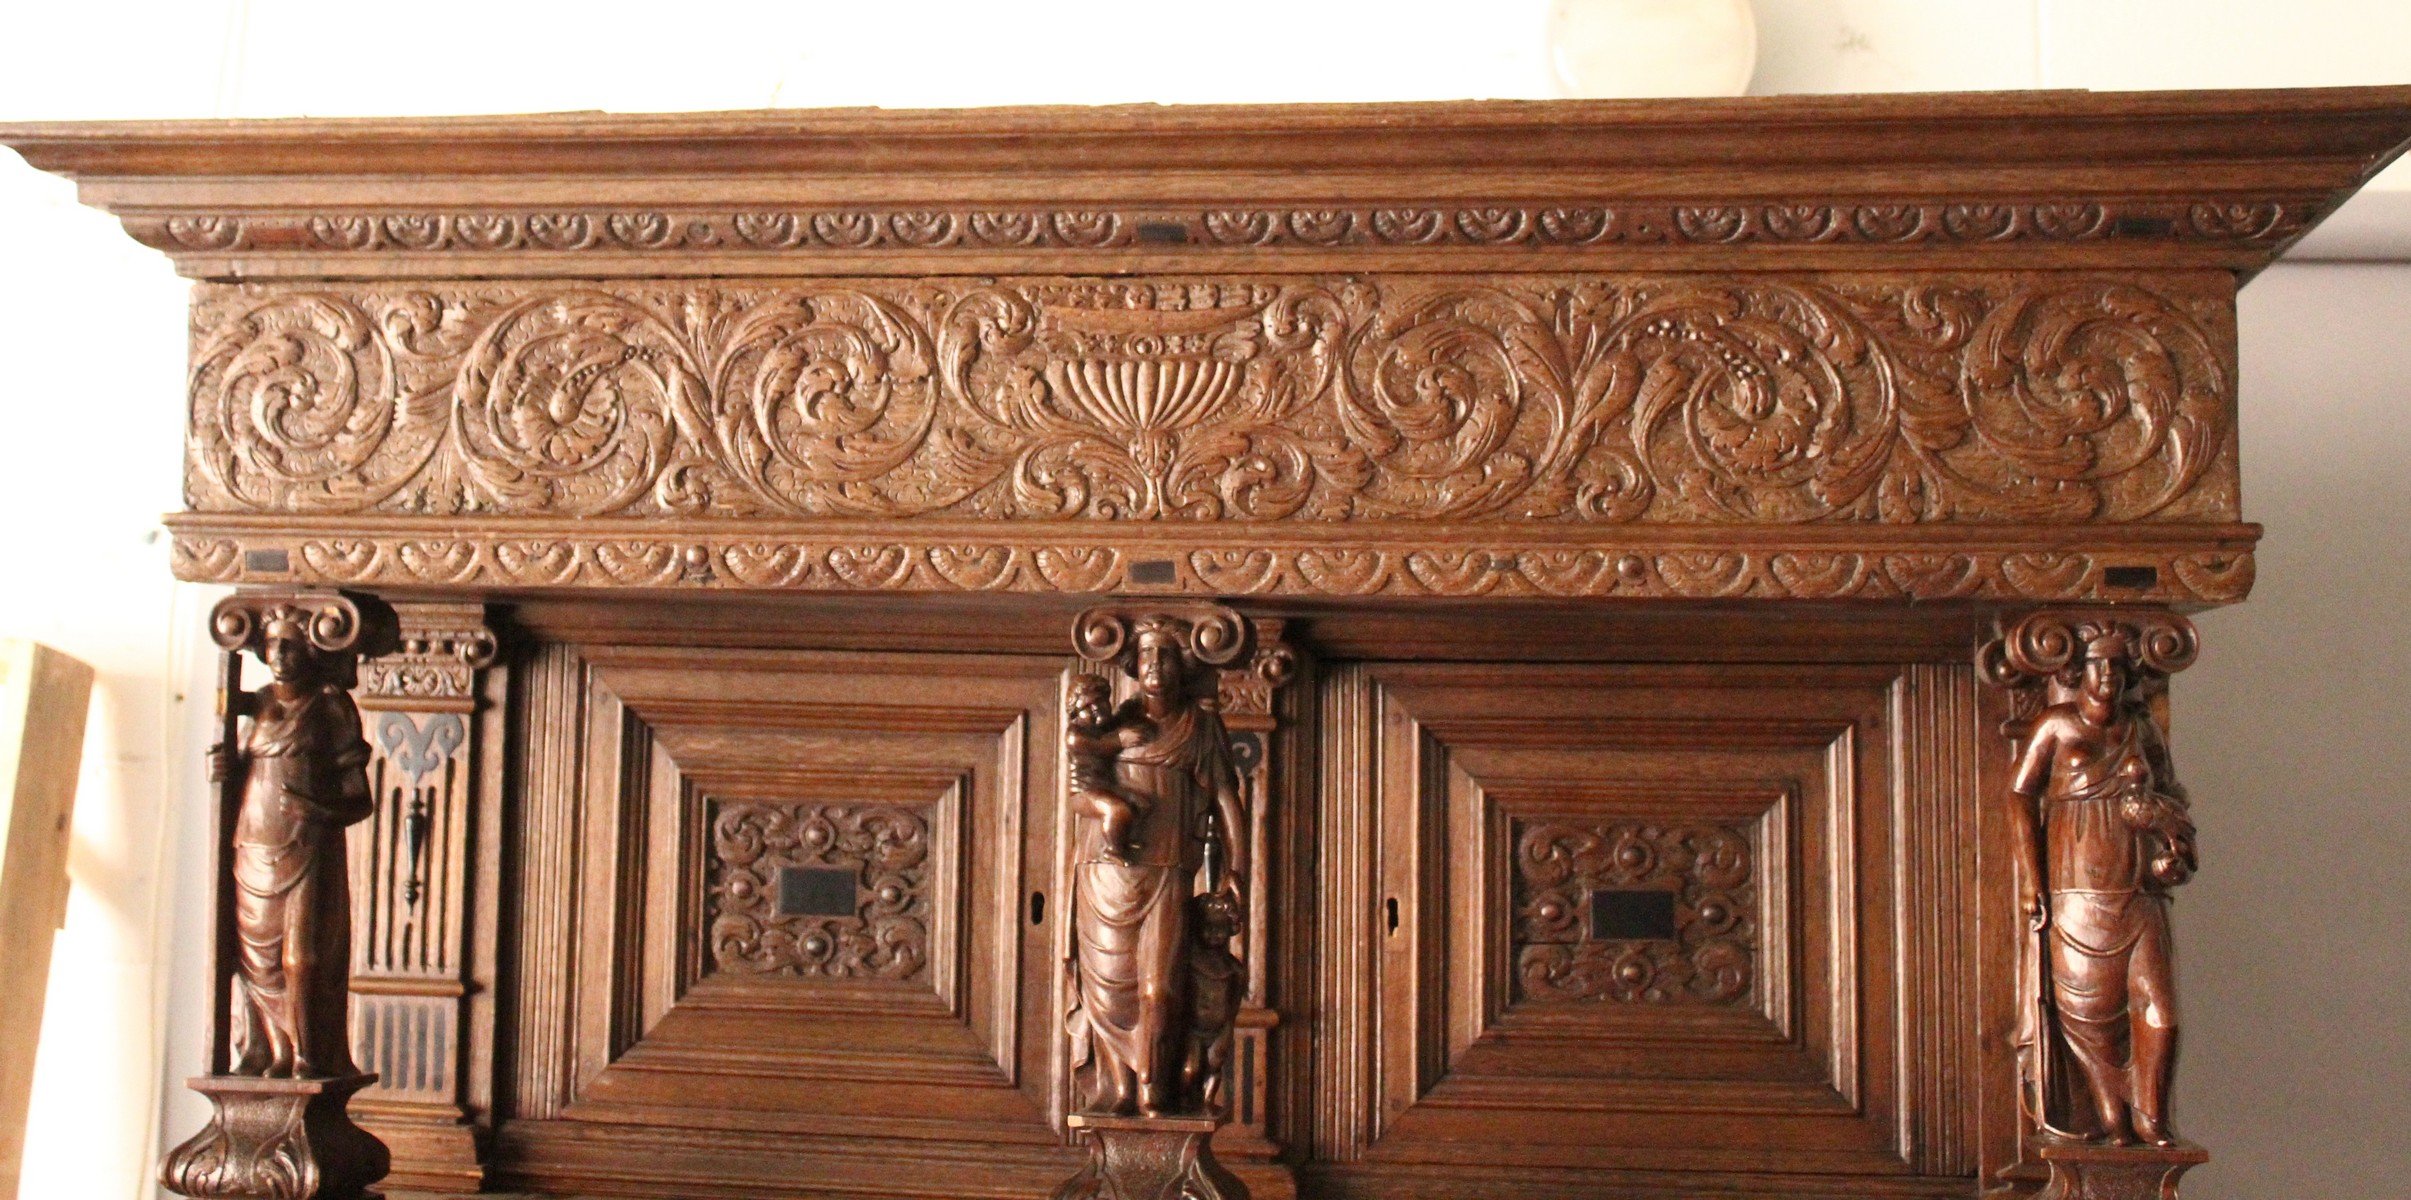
[168,522,2256,604]
[124,198,2320,260]
[184,273,2237,528]
[11,89,2409,279]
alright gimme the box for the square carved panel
[1316,660,1985,1186]
[508,644,1068,1147]
[1510,794,1778,1011]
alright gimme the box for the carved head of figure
[259,607,322,686]
[2076,623,2134,724]
[1072,603,1251,715]
[1131,618,1189,708]
[1194,888,1241,947]
[1067,676,1114,731]
[210,591,396,692]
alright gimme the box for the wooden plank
[0,640,94,1200]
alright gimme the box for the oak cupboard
[6,86,2406,1199]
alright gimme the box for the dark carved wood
[164,591,397,1200]
[10,89,2408,1200]
[161,1075,388,1200]
[1056,1114,1250,1200]
[345,601,495,1192]
[1981,610,2205,1195]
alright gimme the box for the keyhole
[1030,891,1047,926]
[1385,897,1400,936]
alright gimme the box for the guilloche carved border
[185,271,2238,529]
[135,198,2316,257]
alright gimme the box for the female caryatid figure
[1065,608,1249,1119]
[210,597,380,1079]
[1999,616,2198,1148]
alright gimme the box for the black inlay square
[1129,559,1179,584]
[242,548,291,573]
[1136,221,1191,244]
[777,866,859,917]
[1589,888,1677,941]
[2103,565,2159,589]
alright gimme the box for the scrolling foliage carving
[186,274,2235,526]
[1514,820,1756,1006]
[705,801,932,982]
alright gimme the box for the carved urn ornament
[5,87,2408,1200]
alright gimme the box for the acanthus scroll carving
[1980,610,2200,1153]
[184,274,2237,527]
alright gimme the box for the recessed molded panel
[1318,659,1984,1186]
[509,643,1070,1152]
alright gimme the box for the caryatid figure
[1064,606,1250,1119]
[209,594,385,1078]
[1989,613,2199,1148]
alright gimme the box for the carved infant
[1066,676,1148,863]
[1182,888,1244,1113]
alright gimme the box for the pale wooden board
[0,640,93,1200]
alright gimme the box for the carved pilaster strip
[1210,621,1297,1183]
[345,601,496,1191]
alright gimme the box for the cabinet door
[1315,661,1986,1196]
[500,643,1077,1197]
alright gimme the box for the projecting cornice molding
[7,87,2407,606]
[6,88,2409,278]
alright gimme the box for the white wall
[0,3,2401,1198]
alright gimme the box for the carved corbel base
[160,1074,390,1200]
[1053,1114,1250,1200]
[2030,1134,2206,1200]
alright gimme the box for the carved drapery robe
[1068,703,1242,1115]
[231,680,374,1077]
[2018,709,2192,1141]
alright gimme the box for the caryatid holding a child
[1064,606,1251,1119]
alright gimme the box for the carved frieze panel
[184,272,2236,527]
[1512,819,1757,1007]
[705,799,933,983]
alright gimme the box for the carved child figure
[1066,676,1148,862]
[1182,889,1244,1114]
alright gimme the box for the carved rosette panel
[1513,820,1757,1006]
[184,274,2236,527]
[705,801,932,982]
